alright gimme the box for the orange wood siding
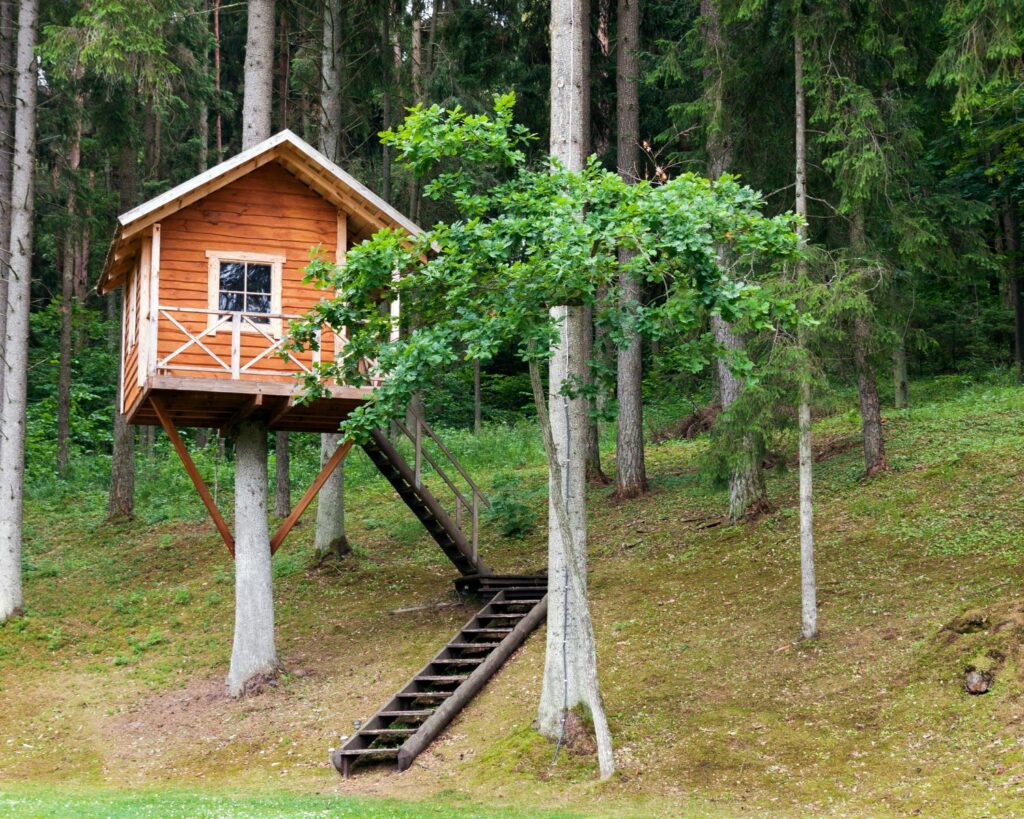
[155,162,340,383]
[122,266,142,413]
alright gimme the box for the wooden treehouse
[98,130,546,776]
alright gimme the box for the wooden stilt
[151,396,235,556]
[270,437,353,554]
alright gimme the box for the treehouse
[98,130,547,777]
[98,129,416,434]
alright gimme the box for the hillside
[2,375,1024,817]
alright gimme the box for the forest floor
[2,374,1024,817]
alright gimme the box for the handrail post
[230,312,241,378]
[413,416,422,489]
[471,494,479,566]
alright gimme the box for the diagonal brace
[151,396,235,556]
[270,437,353,554]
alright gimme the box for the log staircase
[332,417,547,776]
[331,575,547,777]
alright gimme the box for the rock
[965,670,991,695]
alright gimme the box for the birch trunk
[0,0,40,622]
[274,431,290,518]
[242,0,275,150]
[538,0,614,780]
[794,26,817,640]
[0,0,15,400]
[315,432,349,560]
[227,421,279,696]
[614,0,645,499]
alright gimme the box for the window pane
[219,291,243,312]
[219,261,245,291]
[247,264,272,294]
[246,293,271,317]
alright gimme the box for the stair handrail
[392,413,490,565]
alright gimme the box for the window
[205,250,284,334]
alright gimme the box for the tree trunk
[213,0,222,155]
[614,0,645,500]
[581,305,606,483]
[0,0,15,402]
[850,210,886,477]
[1001,203,1023,383]
[107,140,139,520]
[794,26,816,640]
[320,0,344,163]
[227,421,279,696]
[242,0,275,150]
[539,0,614,780]
[57,92,83,475]
[892,337,909,409]
[0,0,39,622]
[274,431,290,518]
[315,432,349,561]
[703,0,766,522]
[473,358,482,435]
[276,8,289,130]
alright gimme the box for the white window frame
[205,250,285,337]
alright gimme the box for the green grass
[0,787,576,818]
[3,373,1024,816]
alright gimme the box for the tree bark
[213,0,222,155]
[0,0,15,402]
[276,8,288,130]
[703,0,766,522]
[57,91,83,475]
[850,210,887,477]
[226,421,279,696]
[892,337,909,409]
[274,430,291,518]
[794,26,816,640]
[315,432,349,560]
[581,305,606,483]
[242,0,275,150]
[539,0,614,780]
[320,0,344,163]
[614,0,645,500]
[0,0,39,622]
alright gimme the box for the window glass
[247,264,271,294]
[218,291,243,312]
[246,294,271,322]
[219,262,245,291]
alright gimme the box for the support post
[151,396,235,555]
[270,437,353,553]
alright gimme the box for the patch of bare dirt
[651,404,721,443]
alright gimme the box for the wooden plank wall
[121,260,142,413]
[154,162,341,383]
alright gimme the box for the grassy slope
[2,375,1024,816]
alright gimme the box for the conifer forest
[0,1,1023,816]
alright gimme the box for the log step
[378,710,435,718]
[415,675,469,683]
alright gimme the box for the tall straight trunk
[227,421,278,696]
[228,0,278,695]
[582,305,606,482]
[539,0,614,780]
[473,358,482,434]
[198,0,210,172]
[892,338,909,409]
[274,431,290,517]
[702,0,765,522]
[320,0,344,163]
[794,26,816,641]
[850,209,887,477]
[1002,203,1023,382]
[57,93,83,475]
[108,141,138,520]
[242,0,275,150]
[0,0,39,622]
[214,0,222,155]
[381,4,395,202]
[408,0,424,223]
[276,8,289,130]
[0,0,15,401]
[614,0,645,499]
[315,432,348,560]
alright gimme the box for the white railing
[153,305,383,386]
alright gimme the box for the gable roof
[97,129,422,293]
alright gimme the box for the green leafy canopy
[285,93,802,441]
